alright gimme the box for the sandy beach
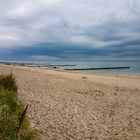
[0,64,140,140]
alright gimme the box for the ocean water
[2,60,140,76]
[29,60,140,76]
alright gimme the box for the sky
[0,0,140,61]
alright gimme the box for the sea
[1,60,140,76]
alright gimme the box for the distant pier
[65,66,130,71]
[50,64,76,67]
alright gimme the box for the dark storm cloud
[0,0,140,60]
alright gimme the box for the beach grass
[0,73,38,140]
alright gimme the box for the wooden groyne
[50,64,76,67]
[65,66,130,71]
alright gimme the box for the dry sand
[0,64,140,140]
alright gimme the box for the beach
[0,64,140,140]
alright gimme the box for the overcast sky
[0,0,140,61]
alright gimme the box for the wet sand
[0,64,140,140]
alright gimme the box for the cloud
[0,0,140,60]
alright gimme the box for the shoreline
[0,63,140,79]
[0,61,140,77]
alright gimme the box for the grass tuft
[0,74,39,140]
[0,73,17,92]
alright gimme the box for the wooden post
[16,105,28,134]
